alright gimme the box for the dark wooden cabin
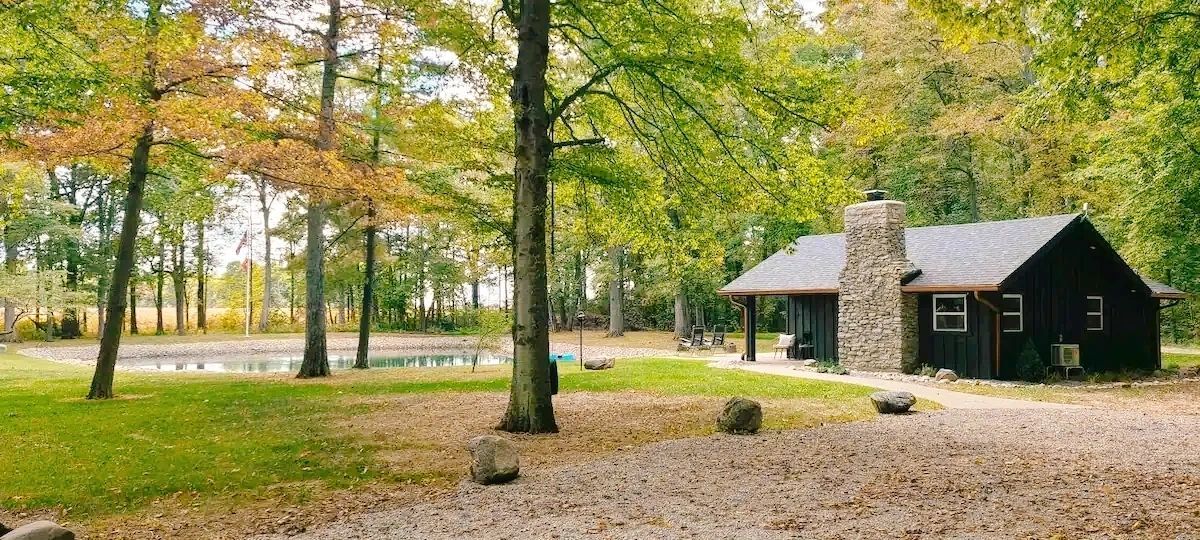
[720,213,1186,380]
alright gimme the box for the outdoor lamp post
[576,309,585,371]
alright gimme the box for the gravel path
[721,360,1083,410]
[18,335,665,367]
[256,409,1200,540]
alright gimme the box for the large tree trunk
[498,0,557,434]
[673,286,690,338]
[89,127,154,398]
[607,245,624,337]
[298,199,329,378]
[297,0,341,378]
[196,220,206,333]
[172,240,186,336]
[258,176,272,331]
[354,201,377,369]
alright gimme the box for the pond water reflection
[131,351,511,372]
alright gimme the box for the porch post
[745,295,757,362]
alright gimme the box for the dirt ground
[5,390,863,540]
[261,408,1200,540]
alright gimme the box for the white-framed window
[1086,296,1104,330]
[1001,294,1023,333]
[933,294,968,332]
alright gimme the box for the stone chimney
[837,192,918,372]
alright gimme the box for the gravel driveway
[258,409,1200,540]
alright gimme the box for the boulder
[583,357,615,370]
[716,397,762,434]
[801,359,818,367]
[0,521,75,540]
[934,369,958,382]
[869,391,916,414]
[467,435,520,485]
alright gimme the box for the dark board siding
[786,294,839,361]
[998,222,1159,376]
[917,293,994,379]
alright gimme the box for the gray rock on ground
[870,391,916,414]
[468,435,520,485]
[801,359,818,367]
[583,357,615,370]
[934,369,958,382]
[0,521,75,540]
[716,397,763,434]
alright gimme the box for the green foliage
[1015,339,1045,383]
[917,364,938,378]
[907,0,1200,341]
[814,360,849,375]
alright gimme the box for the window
[1086,296,1104,330]
[933,294,968,332]
[1001,294,1023,332]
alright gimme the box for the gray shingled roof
[1142,276,1188,299]
[721,214,1187,298]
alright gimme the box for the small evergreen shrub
[917,364,937,377]
[1015,339,1045,382]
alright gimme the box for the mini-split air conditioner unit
[1051,344,1080,366]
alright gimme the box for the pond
[129,351,512,373]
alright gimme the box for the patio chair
[680,326,707,350]
[796,331,815,360]
[772,334,795,359]
[708,325,727,347]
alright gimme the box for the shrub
[1015,339,1045,382]
[917,364,937,378]
[14,319,43,341]
[815,360,847,375]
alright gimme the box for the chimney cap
[863,189,888,201]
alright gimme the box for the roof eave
[901,284,1001,293]
[718,288,839,296]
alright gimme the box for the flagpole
[245,197,252,337]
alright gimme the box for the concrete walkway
[713,359,1083,409]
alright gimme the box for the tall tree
[296,0,343,378]
[499,0,558,433]
[89,0,162,398]
[258,175,274,332]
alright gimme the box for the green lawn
[1163,352,1200,369]
[0,349,884,535]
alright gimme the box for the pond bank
[18,334,667,369]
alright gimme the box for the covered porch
[724,293,839,363]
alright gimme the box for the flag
[235,231,249,255]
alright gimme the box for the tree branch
[553,137,605,149]
[550,63,624,122]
